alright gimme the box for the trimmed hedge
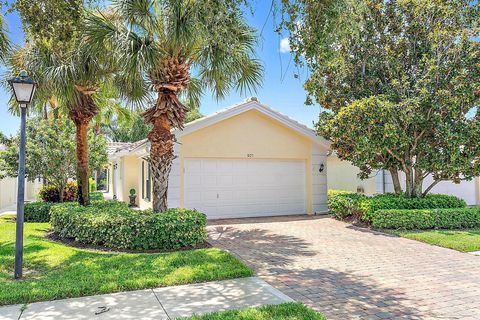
[327,190,366,219]
[371,207,480,230]
[327,190,466,222]
[24,202,53,222]
[50,201,207,250]
[361,193,466,222]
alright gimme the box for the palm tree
[18,39,115,205]
[86,0,263,212]
[6,45,61,118]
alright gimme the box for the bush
[89,178,97,192]
[327,190,467,222]
[39,185,61,203]
[39,182,78,203]
[361,193,466,222]
[24,202,53,222]
[327,190,366,219]
[371,207,480,229]
[90,191,104,201]
[50,201,207,250]
[63,182,78,202]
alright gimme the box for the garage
[110,98,331,218]
[184,158,306,219]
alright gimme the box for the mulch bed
[46,232,212,254]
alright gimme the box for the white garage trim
[183,158,307,219]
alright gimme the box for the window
[142,160,152,202]
[142,161,145,199]
[147,163,152,201]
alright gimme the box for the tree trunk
[43,104,48,120]
[74,121,90,206]
[148,115,174,212]
[388,167,402,194]
[144,57,190,212]
[404,166,413,197]
[69,88,98,206]
[58,184,65,203]
[412,168,424,198]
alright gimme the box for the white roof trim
[174,100,330,148]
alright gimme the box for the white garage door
[184,158,306,219]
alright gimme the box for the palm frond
[0,13,10,62]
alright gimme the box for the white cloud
[279,38,291,53]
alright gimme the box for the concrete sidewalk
[0,277,292,320]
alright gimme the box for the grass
[396,229,480,252]
[0,215,253,306]
[180,303,326,320]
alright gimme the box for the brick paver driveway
[207,216,480,320]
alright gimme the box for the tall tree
[282,0,480,197]
[12,0,117,205]
[86,0,263,212]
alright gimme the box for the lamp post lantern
[8,71,36,279]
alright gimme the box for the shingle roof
[107,140,147,155]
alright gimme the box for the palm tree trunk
[148,115,175,212]
[69,90,98,206]
[75,121,90,206]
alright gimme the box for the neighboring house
[0,144,42,211]
[107,98,330,219]
[327,153,480,206]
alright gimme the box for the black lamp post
[8,71,36,279]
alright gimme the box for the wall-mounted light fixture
[113,163,118,170]
[319,163,325,173]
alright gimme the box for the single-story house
[107,98,330,219]
[327,153,480,206]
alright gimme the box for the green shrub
[39,185,61,203]
[89,178,97,192]
[371,207,480,229]
[39,182,78,203]
[327,189,366,219]
[50,201,207,250]
[63,182,78,202]
[361,193,466,222]
[24,202,53,222]
[90,191,104,201]
[328,190,467,222]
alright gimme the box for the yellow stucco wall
[180,109,317,213]
[121,156,140,205]
[327,154,377,195]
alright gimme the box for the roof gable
[110,98,330,159]
[175,98,330,148]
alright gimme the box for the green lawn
[0,215,253,306]
[396,229,480,252]
[181,303,326,320]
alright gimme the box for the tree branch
[422,179,443,197]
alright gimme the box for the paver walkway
[208,215,480,320]
[0,277,292,320]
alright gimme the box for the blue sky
[0,2,319,137]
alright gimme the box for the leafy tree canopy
[7,0,97,51]
[282,0,480,197]
[0,117,108,199]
